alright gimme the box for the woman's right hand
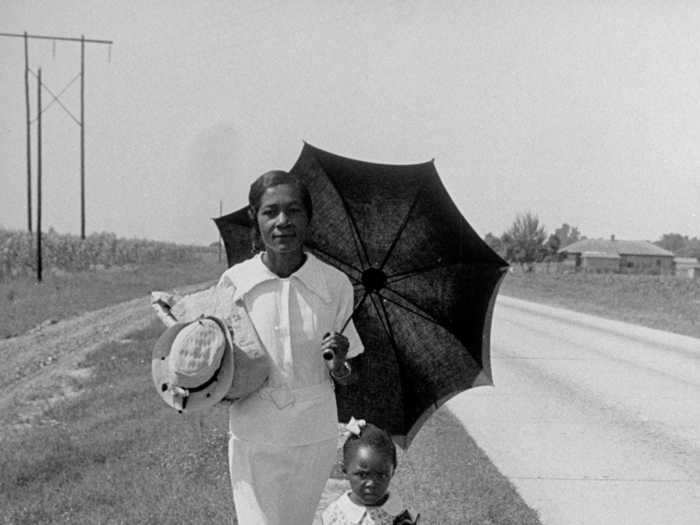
[321,332,355,385]
[321,332,349,373]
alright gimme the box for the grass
[4,259,697,523]
[500,267,700,339]
[394,409,541,524]
[0,320,235,524]
[0,255,544,524]
[0,251,227,339]
[0,319,541,524]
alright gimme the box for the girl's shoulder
[321,493,356,525]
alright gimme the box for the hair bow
[345,416,366,436]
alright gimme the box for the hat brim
[152,318,235,412]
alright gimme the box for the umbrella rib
[378,291,440,326]
[378,178,429,271]
[380,287,473,349]
[368,292,395,343]
[352,282,365,291]
[316,164,371,268]
[349,221,370,270]
[387,260,503,285]
[386,268,434,286]
[341,290,369,333]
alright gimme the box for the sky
[1,0,699,246]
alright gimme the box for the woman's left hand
[321,332,349,374]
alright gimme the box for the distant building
[673,257,700,279]
[559,236,675,274]
[580,251,620,273]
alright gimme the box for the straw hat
[152,316,235,412]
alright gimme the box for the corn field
[0,228,210,280]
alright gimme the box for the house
[559,236,675,274]
[580,251,620,273]
[673,257,700,279]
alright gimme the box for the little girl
[322,418,419,525]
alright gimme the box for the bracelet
[330,361,352,380]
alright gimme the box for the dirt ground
[0,282,213,442]
[0,297,148,440]
[0,283,349,522]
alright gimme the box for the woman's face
[256,184,310,256]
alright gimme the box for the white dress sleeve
[211,271,237,323]
[151,285,219,324]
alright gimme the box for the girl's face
[255,184,309,256]
[344,444,395,507]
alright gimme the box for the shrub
[0,227,211,280]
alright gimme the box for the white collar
[230,252,332,304]
[335,491,407,523]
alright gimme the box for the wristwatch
[330,361,352,380]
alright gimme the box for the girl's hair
[342,422,397,469]
[247,170,313,253]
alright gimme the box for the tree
[484,232,505,258]
[501,212,547,271]
[655,233,700,258]
[686,238,700,259]
[553,223,582,249]
[545,233,562,261]
[655,233,688,254]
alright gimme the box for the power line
[1,30,113,242]
[0,31,113,45]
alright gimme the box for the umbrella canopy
[214,143,508,447]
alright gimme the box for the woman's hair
[247,170,313,252]
[342,422,397,469]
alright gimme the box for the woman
[214,170,364,524]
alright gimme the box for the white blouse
[215,252,364,446]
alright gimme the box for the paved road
[448,296,700,525]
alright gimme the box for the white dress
[321,492,413,525]
[215,253,364,525]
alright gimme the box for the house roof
[582,251,620,259]
[674,257,700,266]
[560,239,674,257]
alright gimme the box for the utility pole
[0,31,112,240]
[219,200,223,263]
[80,35,86,239]
[37,68,43,282]
[24,32,32,233]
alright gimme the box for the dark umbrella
[214,143,509,448]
